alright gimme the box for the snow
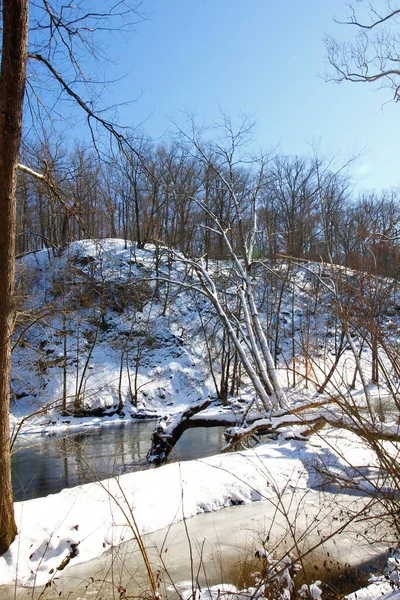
[346,583,400,600]
[0,428,384,589]
[11,238,400,439]
[6,239,400,596]
[12,239,218,433]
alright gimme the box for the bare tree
[325,2,400,101]
[265,155,319,259]
[0,0,143,554]
[161,117,287,411]
[0,0,28,556]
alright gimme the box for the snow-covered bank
[13,238,400,437]
[0,429,381,588]
[12,239,218,431]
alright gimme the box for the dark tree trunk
[0,0,29,554]
[147,399,212,465]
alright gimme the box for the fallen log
[222,415,327,452]
[146,398,280,465]
[147,394,400,465]
[147,398,213,465]
[147,397,335,464]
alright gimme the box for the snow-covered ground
[12,239,219,429]
[0,428,393,590]
[5,239,400,597]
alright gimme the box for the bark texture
[0,0,29,554]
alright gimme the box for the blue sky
[81,1,400,192]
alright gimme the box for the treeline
[16,132,400,277]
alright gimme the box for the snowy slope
[4,239,400,597]
[12,239,217,432]
[11,238,400,437]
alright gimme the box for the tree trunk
[0,0,29,554]
[147,399,212,464]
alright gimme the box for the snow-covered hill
[12,239,218,432]
[11,238,400,436]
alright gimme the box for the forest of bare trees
[15,131,400,279]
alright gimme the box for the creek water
[11,421,228,501]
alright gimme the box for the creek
[11,420,228,501]
[7,423,391,600]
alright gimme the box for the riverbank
[1,427,385,591]
[4,490,390,600]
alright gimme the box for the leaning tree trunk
[0,0,29,554]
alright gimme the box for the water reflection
[171,426,227,461]
[12,422,227,501]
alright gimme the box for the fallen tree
[147,394,400,463]
[147,400,329,464]
[147,398,213,464]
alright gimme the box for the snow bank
[0,429,376,588]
